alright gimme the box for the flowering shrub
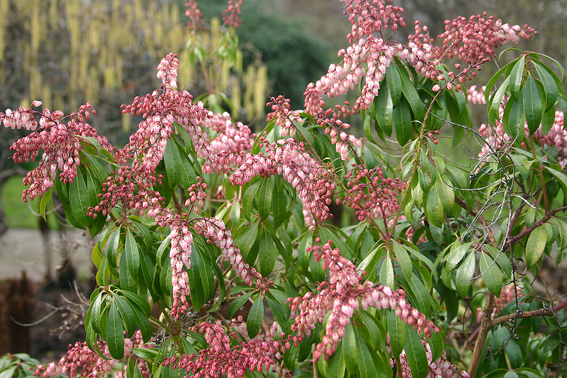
[3,0,567,377]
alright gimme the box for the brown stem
[468,291,495,377]
[507,205,567,245]
[491,296,567,328]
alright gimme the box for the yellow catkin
[31,3,40,59]
[49,0,57,30]
[254,64,268,119]
[104,67,116,90]
[243,65,255,118]
[122,112,131,132]
[88,66,99,104]
[235,49,243,74]
[79,45,89,83]
[54,93,64,112]
[0,0,8,61]
[42,84,51,111]
[231,76,241,119]
[220,60,229,92]
[115,55,123,89]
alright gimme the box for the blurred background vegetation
[1,0,567,233]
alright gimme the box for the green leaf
[235,222,258,259]
[502,97,525,142]
[393,241,412,280]
[380,253,395,289]
[404,326,429,378]
[131,306,153,342]
[189,245,215,311]
[485,60,516,104]
[546,166,567,196]
[425,182,444,228]
[509,56,525,101]
[342,323,358,374]
[267,297,291,335]
[106,303,125,359]
[364,112,378,144]
[387,311,406,357]
[272,181,287,229]
[541,107,556,136]
[400,72,425,120]
[163,138,183,187]
[258,177,273,220]
[393,97,413,146]
[480,252,503,297]
[436,178,454,213]
[228,291,253,319]
[355,334,378,378]
[124,230,140,278]
[374,81,393,136]
[526,226,548,267]
[40,187,53,221]
[120,247,137,293]
[68,170,91,228]
[534,61,558,112]
[445,242,472,270]
[113,294,137,336]
[523,74,543,133]
[388,65,403,106]
[488,76,510,126]
[258,228,276,277]
[456,253,475,298]
[247,297,264,338]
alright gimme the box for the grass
[1,176,58,230]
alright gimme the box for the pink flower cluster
[33,331,149,378]
[288,240,439,362]
[163,321,291,378]
[230,138,335,221]
[169,223,194,318]
[343,164,406,221]
[185,0,204,31]
[222,0,242,29]
[1,103,113,202]
[266,96,303,138]
[438,14,536,67]
[194,217,272,292]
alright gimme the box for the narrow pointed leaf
[106,304,125,359]
[374,81,393,136]
[404,326,429,378]
[247,297,264,338]
[456,253,475,298]
[523,74,543,133]
[479,252,503,297]
[393,97,413,146]
[509,57,525,100]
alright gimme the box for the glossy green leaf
[393,241,412,280]
[267,297,290,335]
[456,253,475,298]
[509,56,525,101]
[124,230,140,278]
[40,187,53,221]
[374,81,393,136]
[235,222,258,259]
[228,291,253,319]
[68,170,91,228]
[425,182,444,228]
[120,246,137,292]
[246,297,264,338]
[404,326,429,378]
[480,252,503,297]
[272,181,287,229]
[534,61,558,112]
[488,76,510,126]
[502,97,524,142]
[113,294,137,336]
[523,74,543,133]
[164,138,182,186]
[258,227,276,277]
[387,65,403,106]
[342,323,358,374]
[189,245,215,311]
[356,334,379,378]
[387,310,406,357]
[380,253,395,289]
[445,242,472,270]
[541,107,556,136]
[258,177,273,220]
[393,97,413,145]
[400,72,425,120]
[526,226,547,267]
[106,303,125,359]
[485,60,516,104]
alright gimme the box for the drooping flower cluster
[288,240,439,362]
[266,96,303,138]
[388,335,470,378]
[438,14,536,67]
[163,321,291,378]
[343,164,406,221]
[1,102,114,202]
[169,223,195,318]
[33,331,150,378]
[221,0,243,29]
[194,217,272,292]
[230,138,335,221]
[185,0,204,31]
